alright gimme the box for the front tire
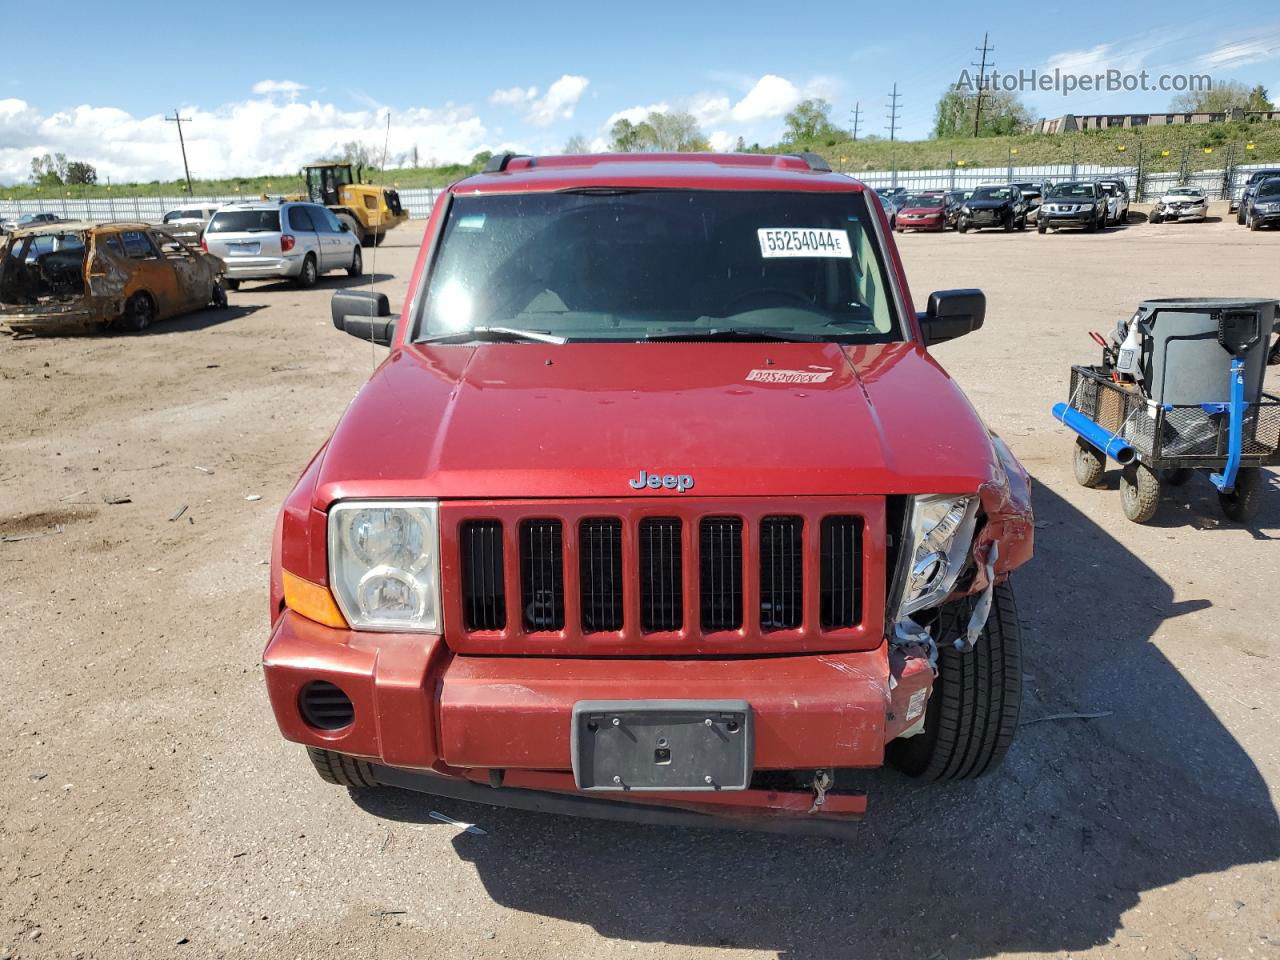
[307,747,378,787]
[211,283,228,309]
[347,246,363,278]
[1073,437,1106,487]
[888,581,1023,781]
[1086,214,1099,233]
[1037,220,1047,234]
[1120,462,1161,523]
[1218,467,1265,523]
[957,218,969,234]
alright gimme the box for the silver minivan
[203,201,362,289]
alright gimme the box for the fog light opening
[298,681,355,731]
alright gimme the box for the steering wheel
[724,288,814,313]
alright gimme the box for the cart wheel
[1164,467,1194,487]
[1120,463,1161,523]
[1073,437,1106,488]
[1218,467,1265,524]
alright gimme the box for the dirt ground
[2,208,1277,960]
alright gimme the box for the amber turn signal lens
[283,570,348,629]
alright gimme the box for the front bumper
[897,216,945,231]
[1251,210,1280,226]
[1,301,119,334]
[1041,212,1094,227]
[1156,206,1206,221]
[263,610,933,821]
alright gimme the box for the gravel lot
[2,208,1277,960]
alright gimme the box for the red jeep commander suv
[263,151,1034,834]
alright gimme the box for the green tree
[471,150,493,167]
[29,152,68,186]
[1170,80,1273,113]
[562,134,591,154]
[610,112,708,152]
[781,98,846,145]
[65,161,97,185]
[932,87,1030,137]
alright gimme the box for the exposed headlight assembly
[894,494,980,618]
[328,501,441,632]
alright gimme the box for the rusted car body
[0,221,225,335]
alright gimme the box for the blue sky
[1,0,1277,184]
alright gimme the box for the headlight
[328,501,441,632]
[894,494,980,619]
[961,206,971,215]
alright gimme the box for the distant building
[1031,107,1278,134]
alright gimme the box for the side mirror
[918,289,985,347]
[338,221,351,232]
[332,289,395,346]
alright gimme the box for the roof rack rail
[793,152,832,173]
[483,152,535,173]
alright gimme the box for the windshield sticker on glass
[757,228,851,259]
[457,214,486,231]
[746,366,834,384]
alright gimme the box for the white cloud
[0,95,493,185]
[605,102,670,127]
[252,79,307,98]
[730,75,803,123]
[1198,28,1280,68]
[707,130,737,151]
[489,85,538,106]
[526,75,589,127]
[1043,42,1145,77]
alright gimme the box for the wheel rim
[133,296,153,328]
[305,259,316,282]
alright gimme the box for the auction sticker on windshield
[757,228,851,258]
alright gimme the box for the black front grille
[520,520,565,632]
[639,518,683,632]
[820,516,862,628]
[298,681,354,730]
[760,516,803,630]
[580,518,623,632]
[460,520,505,630]
[699,517,742,631]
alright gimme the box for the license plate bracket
[571,700,753,792]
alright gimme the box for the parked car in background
[1149,187,1208,223]
[202,201,362,290]
[1038,181,1107,233]
[161,205,221,247]
[894,193,948,232]
[0,221,226,334]
[875,191,898,229]
[1012,181,1047,222]
[1,212,62,233]
[1231,168,1280,216]
[943,190,970,229]
[957,184,1028,232]
[1096,179,1130,226]
[1242,177,1280,231]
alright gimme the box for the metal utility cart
[1054,298,1279,524]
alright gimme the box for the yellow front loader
[300,162,408,246]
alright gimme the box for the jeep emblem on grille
[629,470,694,493]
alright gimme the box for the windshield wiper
[643,328,831,343]
[419,326,568,345]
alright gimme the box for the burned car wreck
[0,221,226,335]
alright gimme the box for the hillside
[4,120,1279,200]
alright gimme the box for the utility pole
[972,32,994,137]
[850,101,862,141]
[885,84,901,142]
[165,109,194,195]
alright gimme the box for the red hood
[312,342,1000,505]
[899,206,944,216]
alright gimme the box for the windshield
[1168,188,1202,197]
[902,195,943,208]
[1257,181,1280,198]
[972,187,1013,201]
[1047,183,1095,199]
[206,210,281,233]
[418,190,901,343]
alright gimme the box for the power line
[850,101,862,141]
[972,32,994,137]
[165,109,194,195]
[885,84,901,142]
